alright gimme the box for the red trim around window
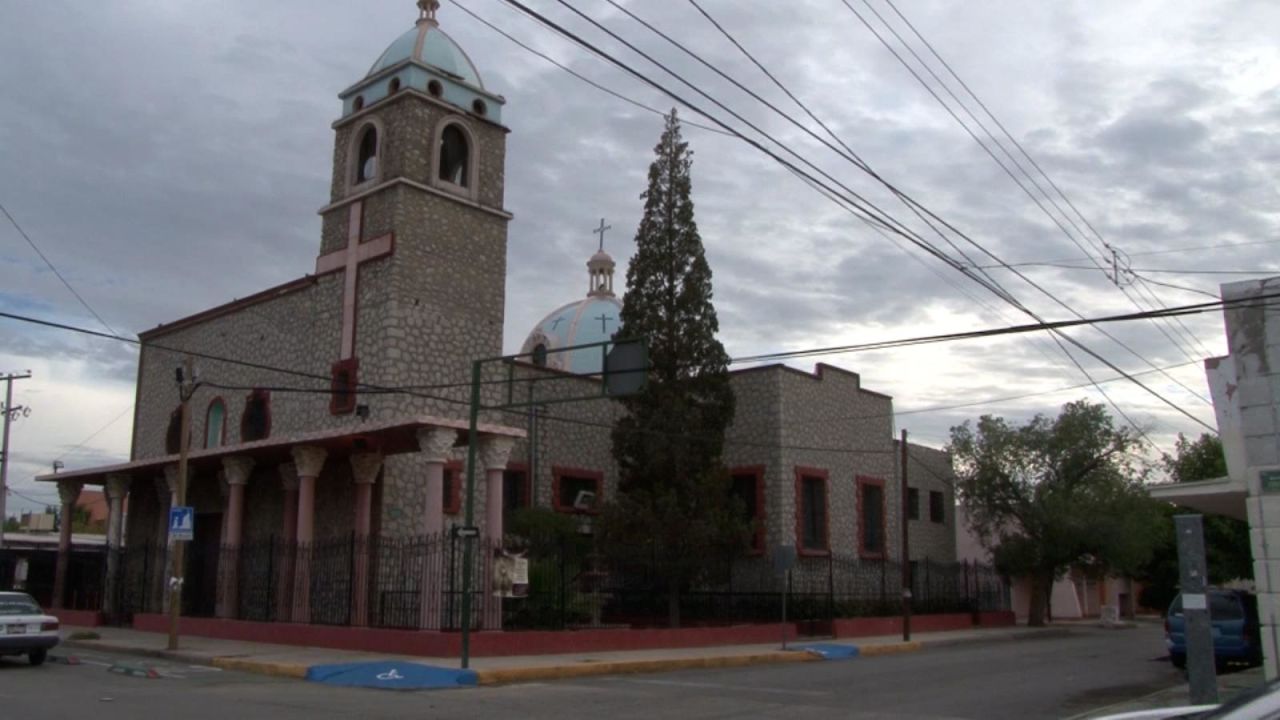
[551,466,603,514]
[506,462,533,510]
[443,460,462,515]
[329,358,359,415]
[240,389,272,442]
[204,397,227,449]
[857,475,887,560]
[794,467,830,556]
[730,465,766,555]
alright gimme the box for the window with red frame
[204,398,226,449]
[859,479,886,557]
[730,468,765,552]
[554,470,601,513]
[443,463,462,514]
[329,358,358,415]
[241,389,271,442]
[797,472,828,552]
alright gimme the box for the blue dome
[368,21,484,89]
[522,296,625,375]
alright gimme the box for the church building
[36,1,960,635]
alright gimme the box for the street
[0,624,1185,719]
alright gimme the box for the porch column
[417,427,455,629]
[290,445,327,623]
[102,473,131,620]
[51,479,83,608]
[276,463,299,620]
[217,456,254,619]
[480,436,516,631]
[349,452,383,627]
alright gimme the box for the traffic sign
[169,506,194,541]
[451,525,480,539]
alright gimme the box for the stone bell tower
[314,0,511,416]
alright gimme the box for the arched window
[205,399,226,449]
[438,125,469,187]
[165,407,182,455]
[355,125,378,184]
[241,389,271,442]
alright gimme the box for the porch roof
[1147,475,1247,521]
[33,414,524,487]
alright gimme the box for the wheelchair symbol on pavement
[376,668,404,681]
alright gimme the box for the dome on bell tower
[337,1,504,123]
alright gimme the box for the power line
[0,201,119,336]
[505,0,1206,441]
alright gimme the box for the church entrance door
[183,512,222,617]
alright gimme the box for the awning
[1148,476,1247,521]
[34,414,524,487]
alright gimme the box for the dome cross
[592,217,611,252]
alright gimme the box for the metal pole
[1175,514,1218,705]
[0,371,32,549]
[460,359,482,669]
[167,357,194,651]
[901,429,911,641]
[781,569,789,650]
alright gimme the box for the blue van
[1165,589,1261,670]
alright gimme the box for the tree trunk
[667,585,681,628]
[1026,572,1053,627]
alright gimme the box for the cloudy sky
[1,0,1277,515]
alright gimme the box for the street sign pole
[168,357,194,651]
[459,359,482,669]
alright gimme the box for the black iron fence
[96,534,1007,631]
[0,547,106,611]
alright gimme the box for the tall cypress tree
[599,110,741,627]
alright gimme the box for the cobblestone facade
[901,441,958,562]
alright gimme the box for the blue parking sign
[169,506,194,541]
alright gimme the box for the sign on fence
[169,506,194,541]
[492,549,529,598]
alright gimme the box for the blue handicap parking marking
[305,661,478,691]
[796,643,861,660]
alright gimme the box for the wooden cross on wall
[314,200,394,413]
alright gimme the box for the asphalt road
[0,624,1185,719]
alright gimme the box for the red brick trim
[552,466,603,514]
[204,397,227,449]
[794,467,830,556]
[857,475,887,560]
[329,358,359,415]
[730,465,766,555]
[443,460,463,515]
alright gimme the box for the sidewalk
[58,623,1059,686]
[1068,666,1266,719]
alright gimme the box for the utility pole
[0,371,33,549]
[900,429,912,642]
[168,357,195,651]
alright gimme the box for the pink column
[349,452,383,628]
[217,457,254,619]
[291,446,327,624]
[416,427,456,629]
[479,436,516,631]
[102,473,131,620]
[52,480,83,608]
[276,463,299,620]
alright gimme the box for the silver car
[0,592,60,666]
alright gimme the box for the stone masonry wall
[901,441,958,562]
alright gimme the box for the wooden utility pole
[0,371,32,549]
[901,429,912,642]
[168,357,194,651]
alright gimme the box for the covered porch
[35,414,523,631]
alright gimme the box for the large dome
[521,240,623,375]
[367,6,484,89]
[521,296,624,375]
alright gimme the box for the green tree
[598,110,743,627]
[2,516,18,533]
[1137,434,1252,610]
[949,400,1163,626]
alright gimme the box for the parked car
[1165,589,1261,670]
[1094,678,1280,719]
[0,591,60,666]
